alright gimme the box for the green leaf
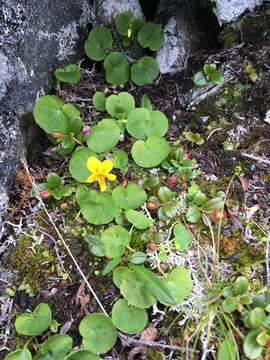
[211,71,224,85]
[55,64,80,84]
[202,197,224,210]
[141,94,153,110]
[158,187,174,202]
[221,297,238,313]
[159,267,193,306]
[130,252,147,264]
[104,52,130,86]
[101,225,131,258]
[113,150,128,170]
[102,257,122,276]
[120,270,156,308]
[112,183,147,210]
[40,334,73,358]
[113,266,129,288]
[131,56,159,86]
[15,303,52,336]
[4,349,32,360]
[243,330,263,360]
[76,186,117,225]
[218,337,236,360]
[193,191,206,206]
[46,172,63,190]
[84,26,112,61]
[233,276,249,296]
[93,91,106,112]
[173,223,193,251]
[204,63,217,75]
[137,23,164,51]
[85,233,105,257]
[193,71,207,87]
[106,92,135,119]
[115,11,134,36]
[86,119,120,153]
[144,176,159,187]
[250,308,266,329]
[112,299,148,334]
[133,266,176,305]
[69,147,96,183]
[186,206,201,223]
[126,108,168,139]
[79,314,117,354]
[125,210,153,229]
[51,184,75,200]
[256,331,270,346]
[64,350,100,360]
[132,136,170,168]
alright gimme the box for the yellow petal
[101,159,113,174]
[106,173,116,181]
[87,174,96,183]
[87,157,101,174]
[98,176,106,192]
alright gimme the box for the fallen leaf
[239,176,250,191]
[140,324,158,342]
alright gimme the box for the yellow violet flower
[86,157,116,192]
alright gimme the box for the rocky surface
[213,0,263,24]
[155,0,206,74]
[0,0,92,192]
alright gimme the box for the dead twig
[240,152,270,165]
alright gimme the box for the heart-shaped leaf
[112,183,147,210]
[132,136,170,168]
[79,313,117,354]
[243,330,263,360]
[46,172,63,190]
[173,224,193,251]
[87,119,120,153]
[55,64,81,84]
[93,91,106,112]
[4,349,32,360]
[84,26,112,61]
[40,334,73,359]
[15,303,52,336]
[112,150,128,170]
[69,147,96,183]
[106,92,135,119]
[131,56,159,86]
[76,186,117,225]
[101,225,131,258]
[115,11,134,36]
[137,23,164,51]
[65,350,100,360]
[125,210,153,229]
[112,299,148,334]
[104,52,130,86]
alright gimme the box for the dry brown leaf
[140,324,158,342]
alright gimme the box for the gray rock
[156,0,206,74]
[0,0,92,192]
[92,0,143,25]
[213,0,263,24]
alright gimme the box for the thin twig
[241,152,270,165]
[22,158,108,316]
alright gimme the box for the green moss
[240,13,270,45]
[214,83,248,115]
[219,25,239,48]
[146,348,165,359]
[10,236,56,295]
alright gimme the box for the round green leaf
[131,56,159,86]
[33,95,68,134]
[120,271,156,308]
[193,71,207,87]
[173,224,193,251]
[113,150,128,170]
[55,64,80,84]
[41,334,73,358]
[132,136,170,168]
[93,91,106,112]
[101,225,131,258]
[115,11,134,36]
[137,23,164,51]
[4,349,32,360]
[130,252,147,264]
[87,119,120,153]
[125,210,153,229]
[204,64,217,74]
[127,108,168,139]
[159,267,193,306]
[15,303,52,336]
[250,308,265,329]
[233,276,249,296]
[186,206,201,223]
[104,52,130,86]
[84,26,112,61]
[106,92,135,119]
[113,266,129,288]
[211,71,224,85]
[243,330,263,360]
[69,147,96,183]
[65,350,100,360]
[76,186,117,225]
[112,183,147,210]
[112,299,148,334]
[79,313,117,354]
[218,337,236,360]
[46,172,63,190]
